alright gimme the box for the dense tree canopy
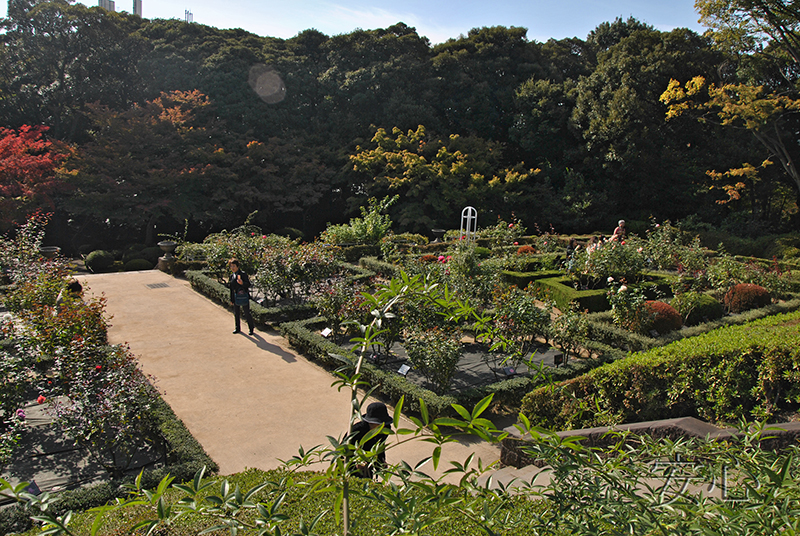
[0,1,796,249]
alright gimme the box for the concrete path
[79,270,501,478]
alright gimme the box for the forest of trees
[1,0,798,250]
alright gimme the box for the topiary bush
[645,300,682,334]
[724,283,771,313]
[671,293,724,326]
[516,245,536,255]
[123,258,154,271]
[84,250,115,273]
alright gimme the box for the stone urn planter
[157,241,178,272]
[38,246,61,259]
[431,229,446,243]
[157,240,177,259]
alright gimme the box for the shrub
[572,241,646,287]
[321,195,397,245]
[84,250,115,273]
[402,327,463,394]
[724,283,771,313]
[607,280,652,334]
[645,300,682,334]
[473,246,492,258]
[520,310,800,429]
[516,245,536,255]
[419,254,438,263]
[123,258,154,271]
[671,293,724,326]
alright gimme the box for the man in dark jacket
[228,259,254,335]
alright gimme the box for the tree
[696,0,800,64]
[59,90,223,244]
[570,24,727,219]
[0,125,69,231]
[0,0,148,140]
[350,125,541,233]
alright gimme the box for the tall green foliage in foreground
[2,422,799,535]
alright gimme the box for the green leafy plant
[607,278,654,334]
[321,195,399,245]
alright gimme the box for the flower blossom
[618,285,628,293]
[514,242,518,245]
[37,395,46,404]
[607,277,614,283]
[96,365,102,371]
[508,223,514,228]
[16,409,25,419]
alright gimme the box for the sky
[1,0,707,44]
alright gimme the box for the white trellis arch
[460,206,478,243]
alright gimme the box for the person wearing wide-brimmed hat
[347,402,393,478]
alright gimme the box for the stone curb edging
[501,417,800,468]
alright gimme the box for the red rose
[37,395,46,404]
[96,365,102,371]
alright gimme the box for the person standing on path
[228,259,254,335]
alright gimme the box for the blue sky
[2,0,706,43]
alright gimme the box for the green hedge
[359,256,402,279]
[531,277,609,312]
[500,270,562,289]
[0,374,217,535]
[184,270,316,327]
[520,310,800,431]
[278,317,622,417]
[582,297,800,353]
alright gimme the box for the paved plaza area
[78,270,501,478]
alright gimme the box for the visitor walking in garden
[228,259,254,335]
[348,402,393,479]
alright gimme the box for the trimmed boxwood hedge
[359,256,402,279]
[0,379,217,535]
[499,270,562,289]
[520,310,800,431]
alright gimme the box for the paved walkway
[79,270,501,478]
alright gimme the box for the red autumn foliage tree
[0,125,69,231]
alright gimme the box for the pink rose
[438,256,445,262]
[508,223,513,228]
[96,365,102,371]
[251,232,255,236]
[621,241,626,245]
[37,395,46,404]
[514,242,518,245]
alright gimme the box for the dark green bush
[474,246,492,258]
[123,258,154,271]
[359,256,402,278]
[724,283,771,313]
[671,293,724,326]
[84,250,115,273]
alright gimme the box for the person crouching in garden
[348,402,393,479]
[228,259,254,335]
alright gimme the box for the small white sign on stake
[321,327,333,337]
[397,364,411,376]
